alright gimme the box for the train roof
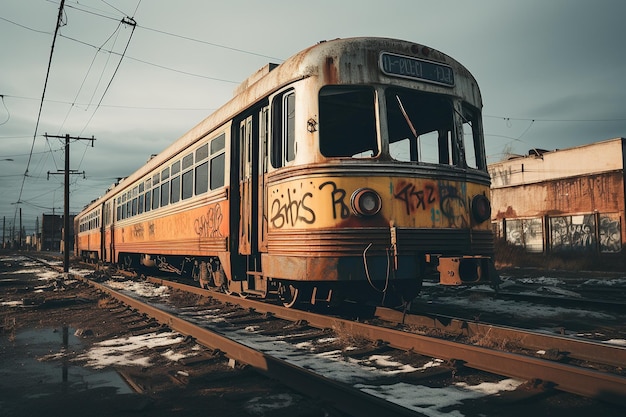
[78,37,481,215]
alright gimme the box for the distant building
[39,214,75,253]
[489,137,624,262]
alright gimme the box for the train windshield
[318,85,485,169]
[319,86,378,158]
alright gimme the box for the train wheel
[278,283,299,308]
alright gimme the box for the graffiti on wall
[550,214,596,252]
[505,218,543,253]
[599,213,621,253]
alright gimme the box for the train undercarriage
[83,250,496,309]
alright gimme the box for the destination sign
[380,52,454,87]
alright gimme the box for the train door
[238,111,264,288]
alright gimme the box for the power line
[78,16,137,135]
[59,33,241,83]
[485,114,626,123]
[14,0,66,237]
[0,93,214,111]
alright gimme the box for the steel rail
[81,277,423,417]
[148,278,626,407]
[375,307,626,368]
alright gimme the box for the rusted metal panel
[492,171,625,220]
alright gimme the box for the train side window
[211,134,225,154]
[182,170,193,199]
[144,179,151,212]
[152,187,160,210]
[285,93,295,161]
[171,160,181,175]
[145,190,151,212]
[196,144,208,162]
[319,86,377,158]
[195,162,208,195]
[210,133,225,189]
[138,194,144,214]
[182,153,194,169]
[170,175,180,204]
[160,181,170,207]
[271,90,296,167]
[461,104,484,170]
[210,153,225,189]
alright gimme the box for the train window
[386,88,454,165]
[285,93,296,161]
[210,153,225,189]
[171,160,181,175]
[319,86,377,158]
[271,90,296,167]
[195,161,209,194]
[139,182,144,193]
[182,153,193,169]
[153,173,160,185]
[260,107,269,175]
[170,176,180,204]
[161,167,170,181]
[182,170,193,199]
[461,104,484,170]
[152,187,160,210]
[211,134,225,153]
[132,198,138,216]
[145,190,151,212]
[138,194,144,214]
[196,144,208,162]
[160,181,170,207]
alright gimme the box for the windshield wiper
[395,95,418,139]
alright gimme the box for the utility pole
[19,208,22,250]
[46,133,95,273]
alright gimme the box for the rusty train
[75,37,497,307]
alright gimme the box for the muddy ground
[0,254,333,417]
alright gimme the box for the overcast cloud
[1,0,625,235]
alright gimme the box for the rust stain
[323,56,339,84]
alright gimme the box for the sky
[1,0,626,237]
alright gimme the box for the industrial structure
[489,137,624,266]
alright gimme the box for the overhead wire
[12,0,67,234]
[0,95,10,125]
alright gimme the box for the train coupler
[435,256,494,286]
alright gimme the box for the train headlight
[471,194,491,223]
[351,188,382,216]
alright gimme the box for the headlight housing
[351,188,382,216]
[471,194,491,223]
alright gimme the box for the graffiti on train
[194,204,224,238]
[269,181,352,229]
[269,186,316,229]
[393,180,469,226]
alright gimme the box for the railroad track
[29,256,626,414]
[71,265,626,410]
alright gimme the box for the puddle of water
[0,327,133,400]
